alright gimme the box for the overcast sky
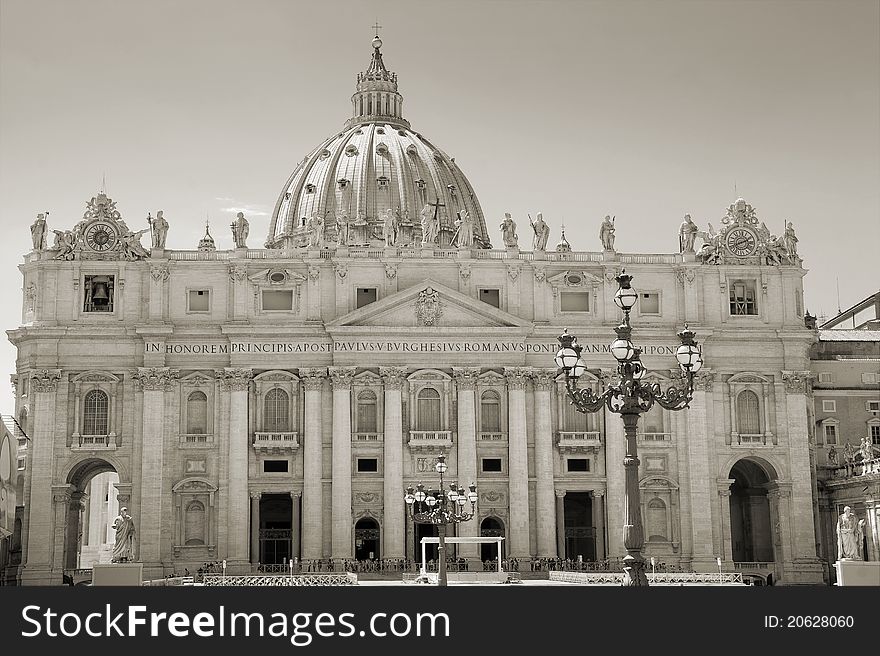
[1,0,878,413]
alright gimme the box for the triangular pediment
[327,279,532,329]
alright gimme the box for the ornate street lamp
[404,453,478,587]
[554,270,703,586]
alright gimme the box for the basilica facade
[5,37,825,585]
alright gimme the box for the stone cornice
[133,367,179,391]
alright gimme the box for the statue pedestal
[307,248,321,258]
[682,252,696,262]
[92,563,144,586]
[533,249,547,261]
[457,246,472,259]
[150,248,165,259]
[336,246,349,258]
[835,560,880,586]
[234,247,248,258]
[602,249,618,262]
[384,246,398,258]
[506,247,520,258]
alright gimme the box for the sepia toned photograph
[0,1,877,646]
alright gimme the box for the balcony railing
[253,431,299,452]
[732,434,772,447]
[829,457,880,480]
[71,434,115,449]
[557,431,601,451]
[733,562,775,571]
[353,432,383,442]
[638,432,673,445]
[478,432,506,442]
[179,434,214,446]
[408,430,453,448]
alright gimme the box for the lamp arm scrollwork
[564,377,612,414]
[646,374,695,411]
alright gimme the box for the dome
[266,39,490,249]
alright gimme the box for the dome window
[284,192,291,200]
[447,184,457,198]
[305,184,316,194]
[415,179,426,189]
[355,128,364,135]
[376,128,385,135]
[337,178,350,189]
[345,145,359,157]
[318,149,331,160]
[398,130,407,137]
[377,176,390,189]
[376,143,389,156]
[406,145,418,156]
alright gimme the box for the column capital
[531,368,557,391]
[590,489,605,499]
[504,367,531,389]
[299,367,327,391]
[133,367,179,391]
[250,491,262,500]
[217,367,253,392]
[781,370,811,394]
[379,366,407,390]
[228,263,248,282]
[452,367,481,391]
[555,489,567,498]
[31,368,62,393]
[51,483,74,504]
[329,366,357,390]
[693,370,715,392]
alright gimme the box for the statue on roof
[679,214,698,253]
[52,229,76,260]
[231,211,249,248]
[599,215,615,251]
[782,221,798,262]
[420,203,439,246]
[382,208,398,246]
[336,210,351,247]
[308,212,325,248]
[30,212,48,251]
[500,213,518,248]
[530,212,550,251]
[452,209,474,248]
[148,211,169,249]
[120,229,150,260]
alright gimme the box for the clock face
[726,228,757,257]
[85,221,118,252]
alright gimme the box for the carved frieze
[459,263,471,281]
[150,264,170,282]
[335,263,348,281]
[384,263,398,280]
[533,266,546,284]
[228,264,248,282]
[134,367,179,391]
[507,265,520,282]
[308,265,321,282]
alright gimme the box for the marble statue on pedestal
[336,211,350,247]
[836,506,863,560]
[782,221,798,262]
[452,210,474,247]
[420,203,439,246]
[231,212,249,248]
[599,215,615,251]
[31,213,48,251]
[308,213,325,248]
[530,212,550,251]
[500,213,518,248]
[679,214,697,253]
[111,507,136,563]
[121,229,151,260]
[148,210,169,249]
[381,208,398,246]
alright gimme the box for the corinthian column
[505,367,531,557]
[134,367,178,574]
[532,369,557,557]
[300,368,326,560]
[219,367,252,569]
[453,367,480,558]
[685,370,716,570]
[380,367,407,559]
[330,367,356,559]
[21,369,61,585]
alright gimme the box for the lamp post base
[621,555,649,587]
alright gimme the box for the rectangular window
[823,424,837,445]
[817,373,833,384]
[479,289,500,308]
[639,292,660,315]
[729,281,757,316]
[357,458,378,473]
[188,290,210,312]
[560,291,589,312]
[867,401,880,413]
[17,457,26,471]
[83,275,115,312]
[263,459,289,473]
[481,458,502,473]
[262,290,293,311]
[822,400,837,413]
[567,458,590,472]
[871,424,880,445]
[862,373,879,384]
[356,288,378,308]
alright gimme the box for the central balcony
[732,433,773,447]
[557,431,601,452]
[352,432,383,442]
[253,431,299,453]
[408,430,453,449]
[71,434,116,451]
[637,432,674,446]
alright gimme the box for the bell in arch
[91,278,110,305]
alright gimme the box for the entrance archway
[65,458,121,570]
[563,492,595,561]
[729,459,775,563]
[354,517,380,561]
[480,517,505,562]
[259,494,292,565]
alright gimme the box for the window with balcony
[83,390,109,436]
[356,390,378,433]
[560,291,589,312]
[188,290,210,312]
[417,388,441,431]
[480,390,501,433]
[729,281,758,316]
[639,292,660,315]
[186,391,208,435]
[357,458,378,473]
[869,421,879,446]
[263,459,289,473]
[263,388,290,432]
[736,390,761,435]
[262,290,293,311]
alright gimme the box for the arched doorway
[729,459,775,563]
[354,517,380,561]
[65,458,121,570]
[480,517,505,562]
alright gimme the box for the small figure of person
[500,212,518,248]
[231,211,249,248]
[598,214,615,251]
[679,213,698,253]
[148,210,169,249]
[827,444,838,466]
[111,507,136,563]
[530,212,550,251]
[31,212,48,251]
[843,440,855,464]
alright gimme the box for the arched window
[417,388,441,431]
[647,498,668,541]
[264,388,290,432]
[480,391,501,433]
[357,390,378,433]
[184,500,206,545]
[186,391,208,435]
[83,390,109,435]
[736,390,761,435]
